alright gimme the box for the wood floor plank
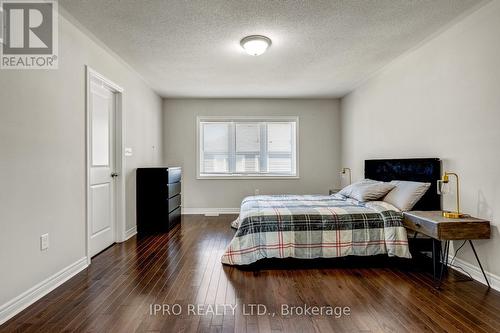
[2,214,500,333]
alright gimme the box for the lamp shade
[437,180,451,195]
[340,167,352,185]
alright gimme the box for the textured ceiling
[60,0,484,98]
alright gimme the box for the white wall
[341,1,500,277]
[0,12,162,310]
[163,99,341,209]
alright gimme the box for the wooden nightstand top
[403,211,490,240]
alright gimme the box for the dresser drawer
[168,194,181,212]
[168,168,182,184]
[167,182,181,198]
[403,214,438,239]
[169,206,181,228]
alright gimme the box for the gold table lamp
[341,167,352,185]
[437,172,467,219]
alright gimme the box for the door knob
[111,173,119,178]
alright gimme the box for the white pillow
[338,179,396,202]
[383,180,431,211]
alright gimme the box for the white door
[89,78,116,257]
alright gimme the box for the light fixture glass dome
[240,35,272,56]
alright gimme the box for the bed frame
[365,158,442,211]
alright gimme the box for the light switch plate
[124,147,133,157]
[40,233,49,251]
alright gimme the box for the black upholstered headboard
[364,158,442,211]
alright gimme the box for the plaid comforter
[221,195,411,265]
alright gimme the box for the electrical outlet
[254,189,260,195]
[40,233,49,251]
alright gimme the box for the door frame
[85,66,126,265]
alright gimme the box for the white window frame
[196,116,299,179]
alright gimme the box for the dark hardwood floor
[2,214,500,333]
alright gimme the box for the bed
[221,158,441,266]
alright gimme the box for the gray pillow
[338,179,396,202]
[383,180,431,211]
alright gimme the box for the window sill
[197,175,300,180]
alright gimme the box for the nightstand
[403,211,491,288]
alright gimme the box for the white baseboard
[0,257,88,325]
[123,226,137,241]
[447,255,500,291]
[182,208,240,215]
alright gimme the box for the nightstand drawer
[404,214,438,238]
[438,222,490,240]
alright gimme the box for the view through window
[198,117,298,178]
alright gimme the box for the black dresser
[136,167,181,233]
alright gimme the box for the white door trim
[85,66,126,265]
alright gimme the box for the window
[197,117,298,178]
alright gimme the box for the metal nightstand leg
[436,241,450,289]
[432,239,442,282]
[469,240,490,289]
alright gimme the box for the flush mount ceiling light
[240,35,272,56]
